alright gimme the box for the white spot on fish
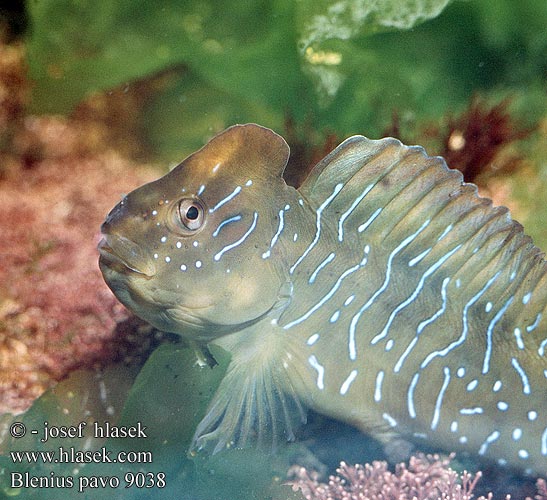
[374,370,384,402]
[538,338,547,356]
[308,355,325,390]
[497,401,508,411]
[478,430,500,456]
[193,241,199,247]
[526,313,542,332]
[382,413,397,428]
[306,333,319,346]
[357,207,382,233]
[459,436,468,444]
[344,295,355,306]
[180,264,187,271]
[408,248,431,267]
[542,428,547,456]
[293,233,298,242]
[514,328,525,350]
[360,246,369,266]
[512,428,522,441]
[152,210,158,216]
[153,253,159,259]
[385,339,394,351]
[176,241,182,249]
[245,179,252,187]
[493,380,502,392]
[523,292,532,304]
[340,369,358,395]
[456,367,466,378]
[460,407,483,415]
[466,380,478,392]
[329,310,340,323]
[485,302,492,312]
[437,224,453,242]
[165,256,171,263]
[450,421,458,432]
[518,449,529,460]
[528,410,537,421]
[195,260,202,268]
[212,162,221,173]
[197,185,205,196]
[160,236,167,243]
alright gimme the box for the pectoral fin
[190,327,306,455]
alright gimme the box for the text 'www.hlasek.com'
[7,420,166,493]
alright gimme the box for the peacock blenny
[99,124,547,475]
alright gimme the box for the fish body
[99,124,547,475]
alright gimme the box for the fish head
[99,124,293,341]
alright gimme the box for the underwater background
[0,0,546,498]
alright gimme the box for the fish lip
[98,234,156,277]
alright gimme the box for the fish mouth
[98,234,156,277]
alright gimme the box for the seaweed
[429,97,534,186]
[1,1,546,499]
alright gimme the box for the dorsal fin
[298,135,535,254]
[296,135,547,338]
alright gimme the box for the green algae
[0,344,302,499]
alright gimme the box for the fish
[99,123,547,475]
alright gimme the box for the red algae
[289,454,547,500]
[0,42,160,414]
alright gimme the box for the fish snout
[98,233,156,277]
[102,196,130,228]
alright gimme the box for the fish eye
[178,198,205,231]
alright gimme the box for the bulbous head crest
[99,124,293,341]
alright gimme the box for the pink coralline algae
[289,454,547,500]
[0,41,159,414]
